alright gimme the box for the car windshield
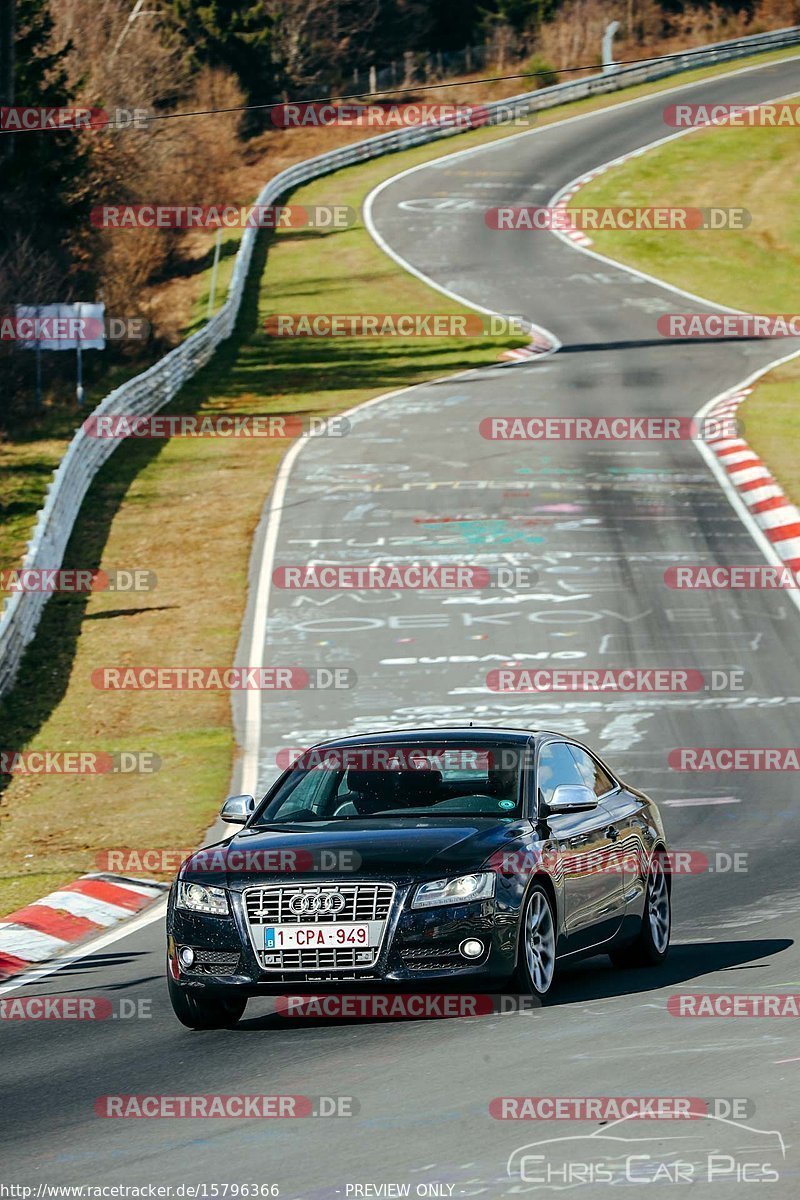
[253,742,525,823]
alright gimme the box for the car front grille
[245,882,394,924]
[187,949,241,975]
[400,944,465,971]
[263,947,365,971]
[244,882,396,973]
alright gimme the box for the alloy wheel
[524,890,556,993]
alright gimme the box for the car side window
[568,745,616,797]
[536,742,585,807]
[282,767,339,815]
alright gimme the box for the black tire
[167,971,247,1029]
[514,882,558,1001]
[610,852,671,968]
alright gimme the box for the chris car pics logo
[506,1113,786,1186]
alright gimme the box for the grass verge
[569,103,800,513]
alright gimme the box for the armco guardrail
[1,26,798,698]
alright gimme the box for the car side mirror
[547,784,598,814]
[220,794,255,823]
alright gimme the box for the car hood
[181,817,530,885]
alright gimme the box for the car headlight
[176,881,229,916]
[412,872,495,909]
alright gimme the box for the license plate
[258,921,383,951]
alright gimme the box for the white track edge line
[546,88,800,313]
[692,347,800,618]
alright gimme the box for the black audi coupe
[166,727,671,1027]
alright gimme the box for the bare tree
[45,1,245,343]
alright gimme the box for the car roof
[306,726,537,750]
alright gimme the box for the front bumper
[167,877,518,994]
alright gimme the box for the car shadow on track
[548,937,792,1005]
[40,951,149,978]
[230,938,791,1029]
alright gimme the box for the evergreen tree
[165,1,274,111]
[0,0,93,294]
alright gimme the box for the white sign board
[13,302,106,350]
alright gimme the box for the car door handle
[605,825,620,842]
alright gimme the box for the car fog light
[179,946,195,968]
[460,939,484,959]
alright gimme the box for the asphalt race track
[3,56,800,1197]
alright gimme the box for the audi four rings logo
[287,890,347,915]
